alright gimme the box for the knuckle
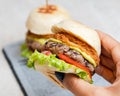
[63,74,78,88]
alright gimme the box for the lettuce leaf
[27,50,71,71]
[27,50,92,83]
[21,43,33,58]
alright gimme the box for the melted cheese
[29,37,96,67]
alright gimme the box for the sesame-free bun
[26,5,71,35]
[52,20,101,66]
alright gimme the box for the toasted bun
[52,20,101,66]
[26,5,71,35]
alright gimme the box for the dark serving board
[2,41,110,96]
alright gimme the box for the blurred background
[0,0,120,96]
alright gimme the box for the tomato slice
[58,54,91,78]
[41,51,51,56]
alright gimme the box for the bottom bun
[34,63,65,88]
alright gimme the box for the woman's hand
[63,30,120,96]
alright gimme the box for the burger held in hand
[21,5,101,88]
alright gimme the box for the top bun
[52,20,101,66]
[52,20,101,56]
[26,5,71,35]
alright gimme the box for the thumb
[63,74,95,96]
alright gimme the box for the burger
[25,19,101,87]
[21,5,101,88]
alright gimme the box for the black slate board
[2,41,110,96]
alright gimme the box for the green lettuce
[21,43,33,58]
[27,50,92,83]
[27,50,71,71]
[75,69,93,83]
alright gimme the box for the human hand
[62,30,120,96]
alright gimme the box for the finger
[63,74,95,96]
[96,30,120,64]
[116,62,120,78]
[95,65,116,83]
[101,46,111,58]
[100,55,116,71]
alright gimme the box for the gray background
[0,0,120,96]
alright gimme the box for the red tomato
[42,51,51,56]
[58,54,91,78]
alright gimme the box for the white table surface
[0,0,120,96]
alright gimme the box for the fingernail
[55,72,65,82]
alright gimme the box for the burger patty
[27,39,94,72]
